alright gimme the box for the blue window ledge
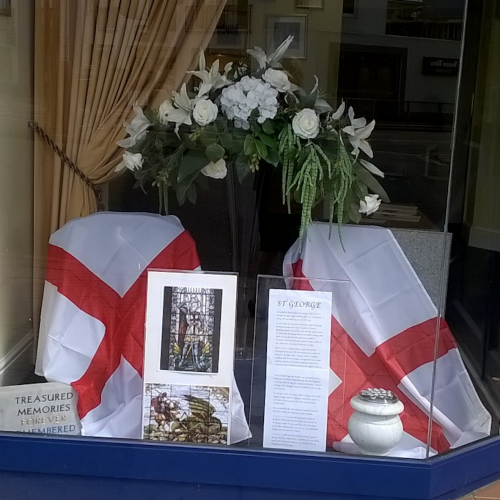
[0,433,499,500]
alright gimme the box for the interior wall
[249,0,343,103]
[465,1,500,251]
[0,0,34,368]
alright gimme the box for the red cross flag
[35,212,202,437]
[284,223,491,458]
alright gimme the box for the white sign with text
[263,289,332,452]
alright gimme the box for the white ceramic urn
[347,388,404,456]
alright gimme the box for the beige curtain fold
[33,0,226,341]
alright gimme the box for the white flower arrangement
[117,35,389,241]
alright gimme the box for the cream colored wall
[249,0,343,104]
[0,0,34,369]
[466,7,500,251]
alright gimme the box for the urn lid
[358,388,399,404]
[350,388,404,416]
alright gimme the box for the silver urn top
[358,388,399,405]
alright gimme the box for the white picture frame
[267,15,307,59]
[296,0,324,9]
[142,270,238,444]
[143,270,238,383]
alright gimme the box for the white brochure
[263,289,332,452]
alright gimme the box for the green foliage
[117,43,387,242]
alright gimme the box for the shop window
[0,0,497,477]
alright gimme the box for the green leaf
[177,187,186,206]
[255,140,268,159]
[252,123,263,135]
[199,130,218,147]
[143,107,157,123]
[321,144,338,159]
[244,135,256,156]
[186,183,197,204]
[234,151,251,184]
[177,151,207,183]
[353,178,368,199]
[177,169,200,204]
[348,202,362,224]
[355,169,390,203]
[257,132,278,150]
[266,148,280,166]
[262,119,275,135]
[205,143,225,163]
[205,124,218,135]
[221,133,244,154]
[298,90,318,110]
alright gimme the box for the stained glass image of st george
[143,384,229,444]
[160,287,222,372]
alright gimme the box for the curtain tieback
[29,121,104,210]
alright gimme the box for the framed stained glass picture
[160,285,222,373]
[142,270,238,442]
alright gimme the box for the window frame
[0,432,499,499]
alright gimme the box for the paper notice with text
[263,289,332,452]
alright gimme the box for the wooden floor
[460,480,500,499]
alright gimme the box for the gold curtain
[33,0,226,340]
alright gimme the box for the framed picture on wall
[343,0,357,16]
[0,0,11,16]
[209,1,251,52]
[296,0,324,9]
[267,15,307,59]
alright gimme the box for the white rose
[292,108,320,140]
[201,158,227,179]
[115,151,143,173]
[262,68,291,92]
[359,194,381,216]
[193,99,218,126]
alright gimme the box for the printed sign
[263,289,332,452]
[0,382,81,434]
[422,57,459,76]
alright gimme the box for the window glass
[0,0,495,460]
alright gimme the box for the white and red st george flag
[35,212,250,442]
[283,222,491,458]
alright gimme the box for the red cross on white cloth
[35,212,250,443]
[35,213,201,437]
[284,222,491,458]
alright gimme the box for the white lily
[315,98,332,113]
[163,83,216,137]
[246,45,267,69]
[267,35,295,67]
[188,51,230,89]
[172,84,192,112]
[115,151,143,173]
[116,102,150,148]
[348,106,366,129]
[158,99,175,125]
[162,84,192,136]
[247,35,294,69]
[331,101,346,120]
[359,158,385,178]
[196,82,213,100]
[343,119,376,157]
